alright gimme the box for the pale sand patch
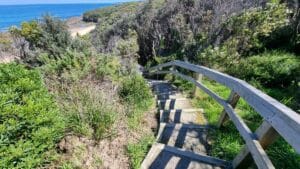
[69,25,96,37]
[0,53,17,64]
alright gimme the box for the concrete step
[160,109,207,125]
[157,123,209,154]
[150,81,178,93]
[155,92,184,100]
[158,98,193,110]
[141,143,230,169]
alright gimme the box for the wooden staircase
[141,80,231,169]
[141,60,300,169]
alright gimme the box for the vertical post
[170,65,176,82]
[233,121,279,169]
[217,90,240,127]
[192,72,203,98]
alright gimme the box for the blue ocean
[0,3,113,31]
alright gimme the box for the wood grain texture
[233,121,279,169]
[217,91,240,127]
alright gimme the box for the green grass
[127,135,155,169]
[188,78,300,168]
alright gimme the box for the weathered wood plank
[155,70,275,169]
[149,60,300,153]
[192,72,203,98]
[217,91,240,127]
[233,121,279,169]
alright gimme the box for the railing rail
[148,60,300,169]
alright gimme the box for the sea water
[0,3,113,31]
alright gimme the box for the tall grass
[119,74,154,130]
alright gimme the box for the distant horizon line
[0,1,139,6]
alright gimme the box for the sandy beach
[69,24,96,37]
[66,16,96,37]
[0,16,96,64]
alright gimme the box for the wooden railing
[148,60,300,169]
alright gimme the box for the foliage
[83,2,140,23]
[10,21,42,48]
[219,3,289,54]
[10,15,72,64]
[135,0,273,65]
[0,63,64,168]
[228,51,300,87]
[0,33,13,54]
[95,54,121,81]
[119,74,153,129]
[38,49,91,78]
[127,135,155,169]
[58,81,116,140]
[119,74,152,111]
[197,3,291,68]
[89,2,139,53]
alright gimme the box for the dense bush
[10,15,72,65]
[38,49,91,78]
[83,2,140,23]
[229,51,300,87]
[119,74,153,130]
[119,74,152,111]
[0,63,64,168]
[95,54,121,81]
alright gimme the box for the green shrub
[119,74,152,112]
[39,50,91,79]
[229,51,300,87]
[0,63,64,168]
[119,74,153,130]
[95,55,121,81]
[83,2,140,23]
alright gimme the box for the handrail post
[217,90,240,127]
[170,65,176,82]
[192,72,203,98]
[233,121,279,169]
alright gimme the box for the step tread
[158,98,194,110]
[157,123,209,154]
[141,143,230,169]
[160,109,206,124]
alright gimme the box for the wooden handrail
[148,60,300,169]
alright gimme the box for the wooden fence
[148,60,300,169]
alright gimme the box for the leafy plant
[0,63,64,168]
[228,51,300,87]
[119,74,152,112]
